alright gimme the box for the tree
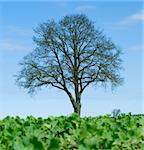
[16,14,123,116]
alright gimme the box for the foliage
[0,113,143,150]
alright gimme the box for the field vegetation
[0,113,144,149]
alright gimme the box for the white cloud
[0,25,33,52]
[75,5,96,12]
[125,44,144,52]
[0,39,31,51]
[1,25,33,37]
[130,10,144,21]
[116,10,144,26]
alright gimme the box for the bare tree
[16,14,123,116]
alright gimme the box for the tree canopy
[16,14,123,115]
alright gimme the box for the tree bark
[66,89,81,116]
[74,92,81,116]
[68,93,81,116]
[74,100,81,116]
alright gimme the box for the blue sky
[0,1,143,118]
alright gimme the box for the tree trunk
[69,95,81,116]
[68,92,81,116]
[65,75,82,116]
[74,101,81,116]
[74,92,81,116]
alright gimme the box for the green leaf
[30,136,44,150]
[48,138,60,150]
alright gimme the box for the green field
[0,113,144,150]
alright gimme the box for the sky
[0,0,143,118]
